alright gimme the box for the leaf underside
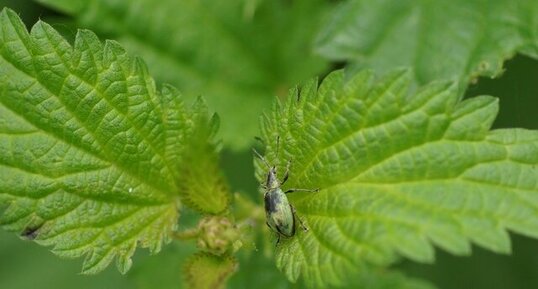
[0,8,224,274]
[316,0,538,87]
[257,69,538,288]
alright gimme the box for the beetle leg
[291,205,308,232]
[284,188,319,194]
[280,160,292,186]
[276,235,281,247]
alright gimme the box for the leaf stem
[172,228,199,240]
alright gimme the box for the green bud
[197,216,241,255]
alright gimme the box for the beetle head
[266,166,280,189]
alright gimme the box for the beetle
[253,137,318,245]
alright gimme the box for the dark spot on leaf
[21,224,43,240]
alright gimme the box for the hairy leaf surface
[0,8,226,274]
[257,69,538,287]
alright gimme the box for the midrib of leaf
[41,202,167,242]
[352,140,490,182]
[290,147,538,279]
[0,166,173,207]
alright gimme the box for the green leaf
[316,0,538,87]
[177,104,229,215]
[36,0,330,149]
[183,252,238,289]
[257,69,538,288]
[0,8,224,274]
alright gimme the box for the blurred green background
[1,1,537,289]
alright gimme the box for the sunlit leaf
[257,69,538,287]
[0,8,225,273]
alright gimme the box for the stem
[173,228,199,240]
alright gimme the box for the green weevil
[254,137,318,245]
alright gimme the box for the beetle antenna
[252,148,271,169]
[275,136,280,160]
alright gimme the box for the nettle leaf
[257,69,538,288]
[316,0,538,87]
[0,8,226,274]
[36,0,330,149]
